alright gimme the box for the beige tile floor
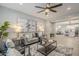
[54,35,79,56]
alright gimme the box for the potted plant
[0,21,10,54]
[0,21,10,39]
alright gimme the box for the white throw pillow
[6,39,15,48]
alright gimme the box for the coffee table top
[42,40,57,47]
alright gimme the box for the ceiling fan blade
[37,10,45,13]
[35,6,45,9]
[50,3,63,8]
[50,9,57,12]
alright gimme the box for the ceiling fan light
[45,9,50,12]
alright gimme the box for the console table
[37,40,57,56]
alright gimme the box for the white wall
[44,21,55,39]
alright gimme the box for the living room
[0,3,79,56]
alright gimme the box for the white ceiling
[0,3,79,22]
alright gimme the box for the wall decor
[28,20,37,32]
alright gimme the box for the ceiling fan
[35,3,63,15]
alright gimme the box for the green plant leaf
[2,32,8,38]
[0,21,10,38]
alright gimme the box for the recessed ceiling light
[67,7,71,10]
[19,3,23,5]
